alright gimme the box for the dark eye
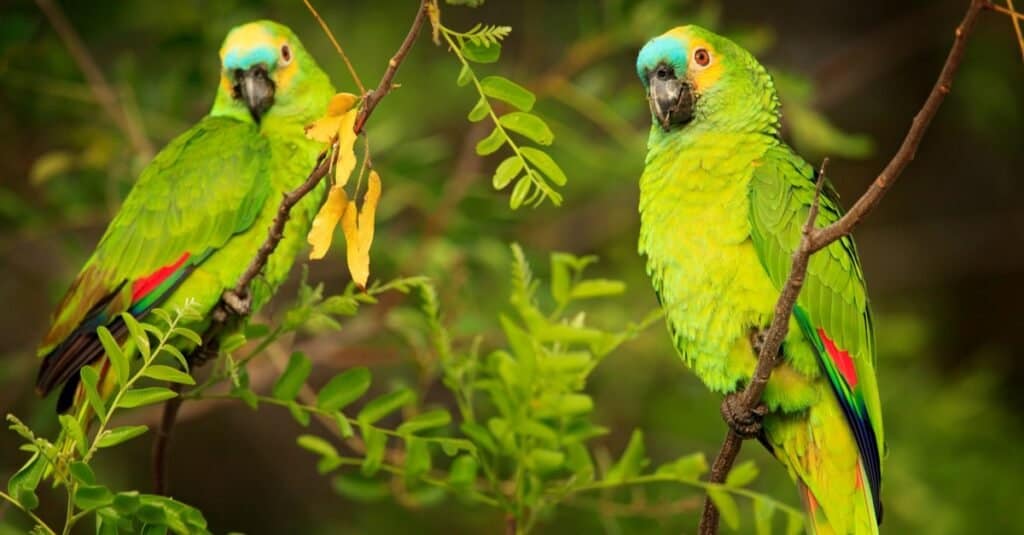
[694,48,710,67]
[280,44,292,64]
[654,65,674,80]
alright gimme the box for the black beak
[648,69,694,131]
[233,65,275,122]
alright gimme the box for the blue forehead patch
[223,45,277,71]
[636,35,688,82]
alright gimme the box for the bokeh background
[1,0,1022,533]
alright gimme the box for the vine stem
[151,0,431,495]
[698,1,990,533]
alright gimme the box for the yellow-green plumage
[36,20,334,412]
[637,26,883,534]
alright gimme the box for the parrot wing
[747,144,884,518]
[37,115,271,402]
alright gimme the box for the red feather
[131,252,190,302]
[817,327,858,388]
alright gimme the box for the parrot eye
[694,48,711,67]
[280,44,293,65]
[654,65,674,81]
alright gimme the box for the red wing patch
[131,252,190,302]
[817,327,858,388]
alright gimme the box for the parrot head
[215,20,331,124]
[636,25,779,134]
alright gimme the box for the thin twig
[303,0,366,94]
[353,0,430,135]
[33,0,154,159]
[1002,0,1024,62]
[151,2,431,494]
[698,1,988,533]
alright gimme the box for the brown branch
[151,1,430,495]
[698,1,989,533]
[33,0,155,159]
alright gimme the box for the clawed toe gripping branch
[697,1,990,533]
[150,0,431,496]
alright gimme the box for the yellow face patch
[663,28,724,94]
[219,23,298,92]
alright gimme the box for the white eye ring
[280,44,293,65]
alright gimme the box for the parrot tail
[766,401,880,535]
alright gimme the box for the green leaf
[480,76,535,111]
[117,387,177,409]
[754,498,775,535]
[317,367,371,412]
[58,414,87,457]
[475,127,504,156]
[569,279,626,300]
[468,97,489,122]
[403,437,431,484]
[333,412,354,438]
[69,461,96,485]
[397,409,452,435]
[709,489,741,531]
[725,460,759,487]
[460,422,498,454]
[499,112,553,145]
[113,491,141,515]
[288,401,311,427]
[456,64,472,86]
[96,425,149,448]
[142,365,195,385]
[219,332,247,353]
[655,452,708,481]
[7,451,44,505]
[520,147,567,186]
[272,352,312,401]
[163,345,189,371]
[79,366,107,418]
[172,326,203,346]
[97,326,128,387]
[604,429,648,483]
[332,473,389,503]
[361,425,386,477]
[492,156,523,189]
[297,434,338,458]
[509,177,531,209]
[526,448,565,472]
[357,388,415,426]
[448,455,478,490]
[462,41,500,63]
[120,313,150,359]
[74,484,114,511]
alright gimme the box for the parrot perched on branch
[36,20,335,412]
[635,26,884,534]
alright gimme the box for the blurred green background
[1,0,1023,533]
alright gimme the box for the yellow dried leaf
[307,185,348,260]
[340,171,383,289]
[304,92,359,144]
[358,171,382,251]
[340,198,365,287]
[334,109,359,188]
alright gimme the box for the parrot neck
[637,127,780,391]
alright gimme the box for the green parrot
[35,20,334,412]
[635,26,883,534]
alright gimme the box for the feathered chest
[638,131,778,362]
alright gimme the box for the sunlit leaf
[709,489,741,531]
[317,367,371,412]
[468,97,489,122]
[142,365,195,385]
[499,112,553,145]
[520,147,567,185]
[509,177,532,209]
[755,498,775,535]
[97,326,128,387]
[272,352,312,401]
[304,92,359,143]
[396,409,452,435]
[604,429,648,483]
[475,127,504,156]
[403,437,431,484]
[96,425,149,448]
[725,460,760,487]
[358,388,415,426]
[117,387,177,409]
[74,485,114,511]
[462,41,500,63]
[480,76,535,111]
[340,171,382,289]
[492,156,522,189]
[361,425,386,476]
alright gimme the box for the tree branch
[698,1,989,533]
[151,0,430,495]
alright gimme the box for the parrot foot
[720,392,768,439]
[222,289,251,317]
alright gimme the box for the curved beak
[233,65,275,122]
[648,75,694,131]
